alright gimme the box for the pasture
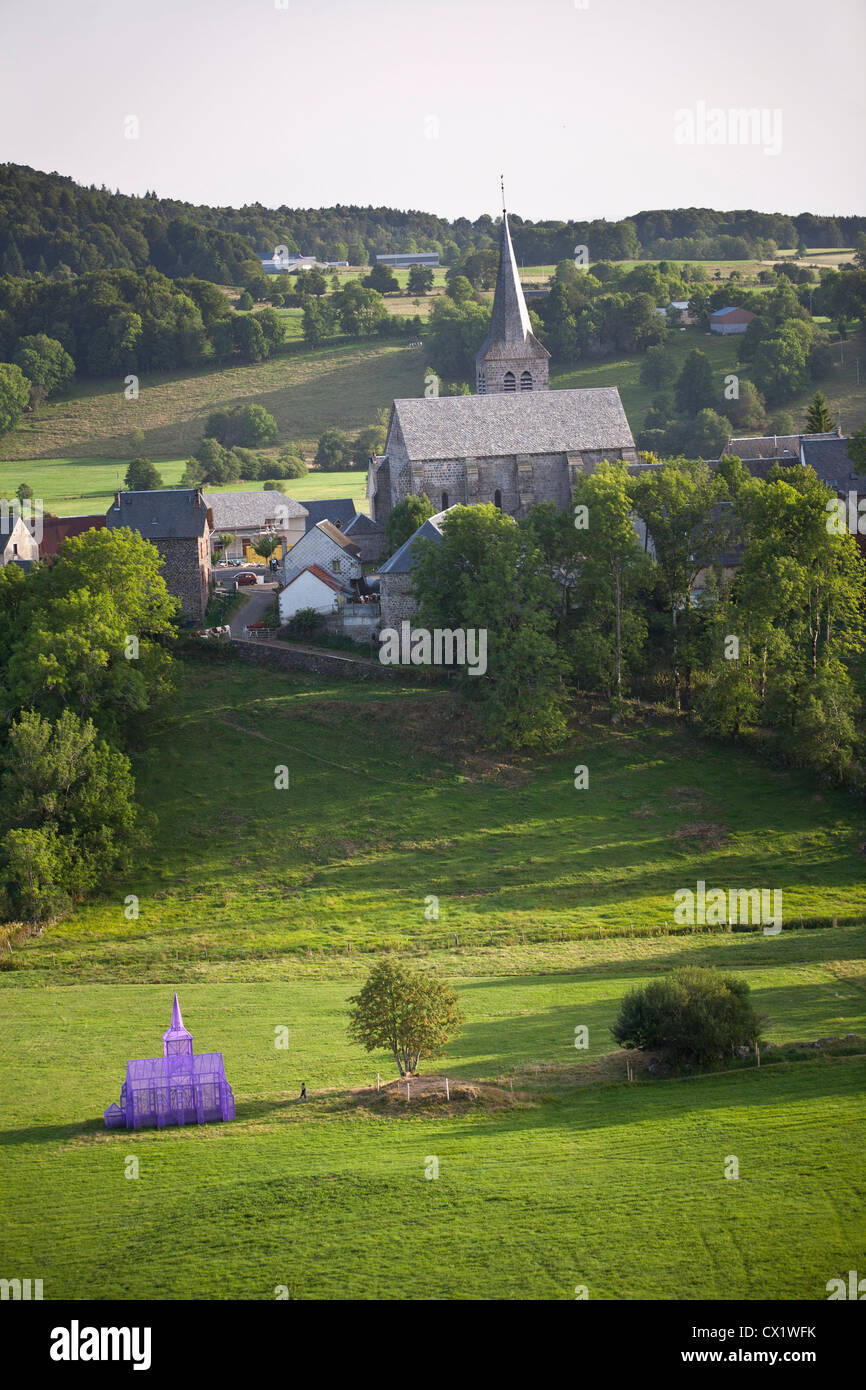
[2,658,864,1300]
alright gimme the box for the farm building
[375,252,439,268]
[709,306,755,334]
[104,995,235,1131]
[38,513,105,560]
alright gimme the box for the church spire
[474,183,550,394]
[163,992,193,1057]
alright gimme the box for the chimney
[115,490,121,508]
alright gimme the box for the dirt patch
[351,1072,523,1112]
[672,821,730,850]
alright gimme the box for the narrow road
[229,582,277,637]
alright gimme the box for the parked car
[235,572,260,587]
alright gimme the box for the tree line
[405,455,866,784]
[4,164,865,282]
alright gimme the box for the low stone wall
[231,637,398,680]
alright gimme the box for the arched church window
[503,371,516,392]
[441,491,449,510]
[494,489,502,511]
[520,371,533,391]
[477,371,486,394]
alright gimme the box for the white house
[0,509,39,567]
[278,564,351,622]
[282,518,363,585]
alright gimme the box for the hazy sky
[1,0,864,221]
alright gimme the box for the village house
[301,498,358,532]
[281,517,363,585]
[204,490,307,564]
[106,488,213,622]
[38,513,105,560]
[377,509,450,627]
[0,506,39,567]
[341,511,385,566]
[368,209,638,527]
[278,563,353,622]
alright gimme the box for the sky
[1,0,864,223]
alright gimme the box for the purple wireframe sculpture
[104,994,235,1129]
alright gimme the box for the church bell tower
[474,179,550,395]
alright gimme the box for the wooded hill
[3,163,866,283]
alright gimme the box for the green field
[1,659,864,1300]
[0,339,425,462]
[0,460,370,519]
[9,660,863,968]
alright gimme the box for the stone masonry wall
[157,536,210,622]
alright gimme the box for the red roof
[39,515,105,559]
[286,563,348,593]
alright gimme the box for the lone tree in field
[348,960,462,1078]
[612,966,763,1069]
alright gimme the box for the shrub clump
[612,965,762,1068]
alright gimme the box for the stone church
[368,208,638,525]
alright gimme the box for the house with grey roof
[106,488,213,621]
[301,498,358,533]
[368,204,637,528]
[342,510,385,566]
[204,490,307,563]
[377,509,450,626]
[281,518,363,587]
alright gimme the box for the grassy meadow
[1,661,865,1300]
[0,460,370,519]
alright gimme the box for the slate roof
[302,498,358,532]
[726,432,840,462]
[315,518,362,553]
[390,389,635,460]
[106,489,211,539]
[378,509,450,575]
[801,437,866,491]
[476,212,549,364]
[203,491,307,530]
[342,512,382,537]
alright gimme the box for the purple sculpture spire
[162,992,193,1057]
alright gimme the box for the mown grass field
[0,460,370,518]
[2,659,864,1300]
[1,970,864,1300]
[7,659,863,971]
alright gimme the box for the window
[494,489,502,511]
[441,492,449,510]
[520,371,533,391]
[477,371,486,394]
[503,371,516,392]
[332,559,341,572]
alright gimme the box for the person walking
[299,1081,307,1101]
